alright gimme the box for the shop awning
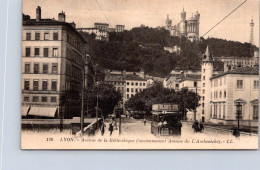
[28,107,57,118]
[21,106,30,116]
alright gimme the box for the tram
[151,103,182,136]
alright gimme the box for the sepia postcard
[21,0,259,149]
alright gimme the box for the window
[23,96,29,102]
[34,64,39,73]
[203,76,205,80]
[131,82,134,86]
[44,33,50,40]
[136,83,138,86]
[25,64,30,73]
[254,80,259,89]
[202,89,205,94]
[131,88,134,92]
[253,105,258,120]
[203,69,205,73]
[35,32,40,40]
[219,105,221,119]
[51,80,57,91]
[203,83,205,87]
[223,104,225,119]
[237,80,243,89]
[34,48,40,56]
[220,91,222,98]
[32,96,39,102]
[53,32,58,40]
[33,80,39,90]
[131,94,134,97]
[203,96,205,101]
[26,48,30,57]
[143,83,145,86]
[51,97,56,102]
[202,110,204,114]
[224,91,226,98]
[26,33,31,40]
[44,48,49,57]
[52,63,58,74]
[24,80,29,90]
[176,84,179,88]
[135,89,138,93]
[42,96,47,102]
[139,83,142,86]
[127,94,129,99]
[53,48,58,57]
[43,64,48,74]
[42,80,48,90]
[121,87,124,91]
[214,105,217,118]
[202,103,204,107]
[127,88,129,92]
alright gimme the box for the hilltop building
[22,7,93,119]
[215,49,259,72]
[165,8,200,42]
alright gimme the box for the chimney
[58,11,66,22]
[36,6,41,21]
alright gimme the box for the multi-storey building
[215,50,259,72]
[77,27,109,41]
[22,6,87,119]
[104,70,126,101]
[198,46,258,130]
[115,25,125,32]
[125,75,147,100]
[104,70,150,102]
[85,54,95,89]
[94,22,109,32]
[209,67,258,129]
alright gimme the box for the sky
[23,0,259,46]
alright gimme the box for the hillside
[81,26,257,77]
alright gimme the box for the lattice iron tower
[250,18,254,45]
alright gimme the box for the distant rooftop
[211,67,259,79]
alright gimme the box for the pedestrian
[233,127,240,138]
[109,123,113,136]
[144,118,146,126]
[101,122,106,136]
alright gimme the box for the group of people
[192,120,204,133]
[99,118,115,136]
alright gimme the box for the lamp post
[236,102,242,132]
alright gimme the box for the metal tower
[250,18,254,45]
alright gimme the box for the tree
[86,82,122,118]
[175,87,201,119]
[125,82,200,119]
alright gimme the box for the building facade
[209,67,259,130]
[77,27,109,41]
[125,76,147,101]
[165,8,200,41]
[22,6,87,119]
[215,50,259,72]
[115,25,125,32]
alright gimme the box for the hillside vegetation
[80,26,256,77]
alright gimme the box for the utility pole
[80,58,86,134]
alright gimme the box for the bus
[151,104,182,136]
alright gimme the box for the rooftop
[23,18,87,43]
[210,67,259,79]
[126,75,146,81]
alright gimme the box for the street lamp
[236,102,242,132]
